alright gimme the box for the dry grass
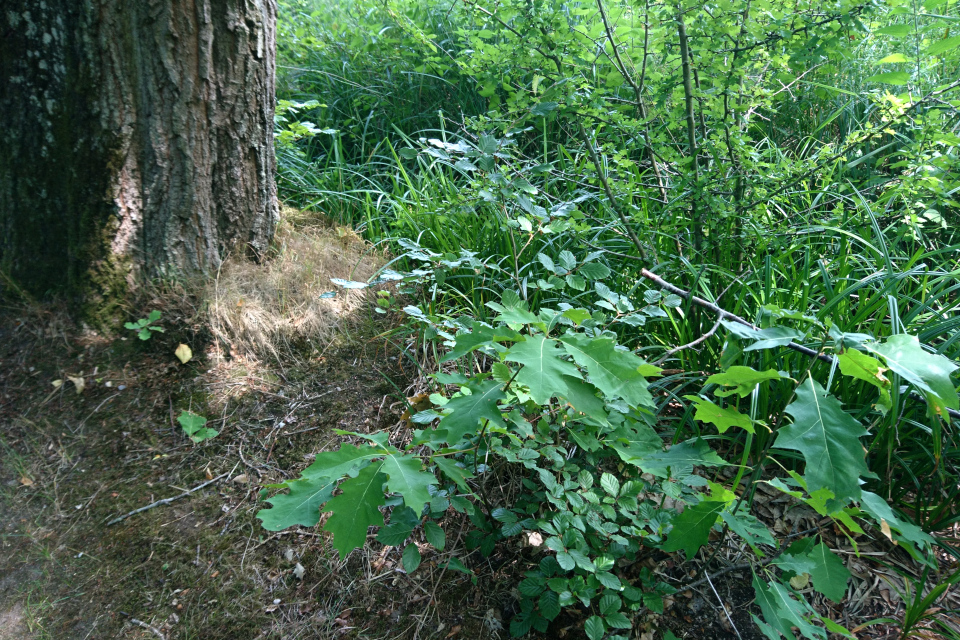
[206,206,385,363]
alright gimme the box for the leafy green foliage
[777,379,872,508]
[177,411,218,444]
[124,310,164,341]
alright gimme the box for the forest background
[261,0,960,637]
[1,0,959,638]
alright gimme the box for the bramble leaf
[777,378,870,509]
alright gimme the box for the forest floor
[0,221,957,640]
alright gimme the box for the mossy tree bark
[0,0,279,313]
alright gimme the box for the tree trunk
[0,0,278,313]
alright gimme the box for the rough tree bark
[0,0,279,313]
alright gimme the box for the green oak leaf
[606,422,662,465]
[298,443,384,481]
[560,334,654,408]
[505,335,582,405]
[777,378,871,509]
[322,464,387,558]
[806,543,851,602]
[837,348,892,414]
[633,438,724,479]
[859,491,934,555]
[381,453,436,515]
[256,443,383,530]
[257,476,338,531]
[432,456,475,493]
[721,510,776,552]
[864,334,959,418]
[662,500,725,558]
[441,321,521,362]
[435,380,506,444]
[707,366,783,398]
[685,395,754,433]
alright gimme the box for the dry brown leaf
[174,343,193,364]
[67,376,85,394]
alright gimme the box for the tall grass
[274,0,960,539]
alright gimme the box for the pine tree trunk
[0,0,278,312]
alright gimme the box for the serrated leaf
[402,543,422,572]
[707,366,782,398]
[322,465,386,558]
[806,543,850,602]
[600,473,620,497]
[505,335,582,405]
[867,71,910,85]
[878,53,909,63]
[685,396,754,433]
[531,101,559,116]
[777,378,870,508]
[579,262,611,279]
[177,411,207,435]
[381,453,436,515]
[556,551,575,570]
[377,521,414,546]
[560,334,654,408]
[566,274,587,291]
[435,380,506,444]
[599,593,621,615]
[926,35,960,56]
[595,571,621,589]
[864,334,959,418]
[604,612,632,628]
[875,25,912,36]
[539,590,561,620]
[441,322,521,362]
[585,615,606,640]
[662,500,724,558]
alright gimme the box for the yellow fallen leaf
[789,573,811,590]
[52,379,63,388]
[175,343,193,364]
[880,519,896,544]
[67,376,85,394]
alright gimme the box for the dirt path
[0,308,492,640]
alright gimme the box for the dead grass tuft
[207,207,384,362]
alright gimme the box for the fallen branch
[640,268,960,422]
[107,470,232,526]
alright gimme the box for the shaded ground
[1,294,957,640]
[0,302,501,640]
